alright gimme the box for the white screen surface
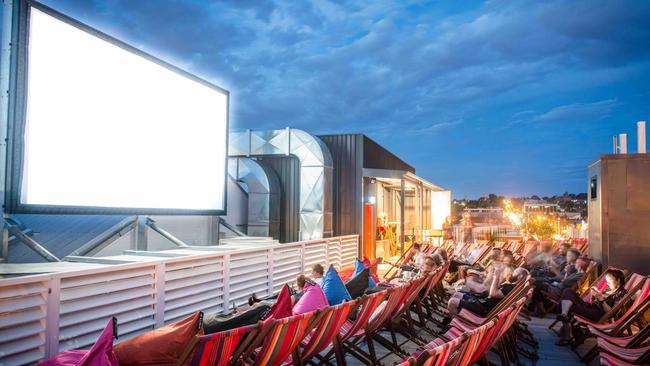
[21,7,228,212]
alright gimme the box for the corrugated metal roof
[8,214,128,263]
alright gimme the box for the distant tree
[531,195,541,200]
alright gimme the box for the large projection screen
[9,2,229,215]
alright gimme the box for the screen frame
[5,0,229,215]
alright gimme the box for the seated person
[311,264,324,286]
[434,247,448,263]
[555,269,627,346]
[401,243,425,272]
[447,266,529,317]
[418,254,443,278]
[531,253,587,316]
[500,250,515,270]
[449,242,487,273]
[553,243,571,271]
[479,247,502,269]
[526,242,554,277]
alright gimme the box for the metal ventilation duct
[229,128,333,240]
[228,157,281,239]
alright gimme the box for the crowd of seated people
[446,248,529,318]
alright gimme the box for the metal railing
[0,234,359,365]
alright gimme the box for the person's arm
[488,269,504,298]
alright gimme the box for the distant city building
[523,200,559,214]
[463,207,504,223]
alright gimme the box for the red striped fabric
[249,312,316,366]
[576,279,650,330]
[299,300,356,361]
[339,291,386,340]
[191,323,257,366]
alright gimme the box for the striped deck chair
[384,250,416,279]
[548,261,601,331]
[184,322,260,366]
[598,343,650,366]
[242,310,323,366]
[580,302,650,362]
[452,279,532,329]
[295,299,359,365]
[453,319,498,366]
[413,333,468,366]
[343,284,411,365]
[574,277,649,330]
[318,291,387,365]
[375,274,436,353]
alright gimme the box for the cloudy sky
[5,0,650,197]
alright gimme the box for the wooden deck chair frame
[580,311,650,363]
[343,284,411,365]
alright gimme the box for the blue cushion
[353,259,377,288]
[321,265,352,305]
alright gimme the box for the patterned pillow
[321,265,352,305]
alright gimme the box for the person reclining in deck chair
[448,242,485,273]
[446,266,529,318]
[400,243,426,273]
[531,253,588,317]
[311,264,325,286]
[525,241,555,276]
[552,242,571,271]
[555,268,627,346]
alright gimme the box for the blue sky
[4,0,650,198]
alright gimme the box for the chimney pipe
[638,121,646,154]
[613,135,618,154]
[619,133,627,154]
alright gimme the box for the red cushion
[362,257,380,283]
[113,312,202,366]
[263,284,293,321]
[338,266,355,282]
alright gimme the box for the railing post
[222,254,230,311]
[267,248,274,297]
[325,239,330,268]
[45,278,61,358]
[300,242,306,273]
[154,263,166,327]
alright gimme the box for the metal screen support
[135,215,148,251]
[146,217,189,247]
[4,218,61,262]
[218,217,246,237]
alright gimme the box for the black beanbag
[345,268,370,299]
[203,303,270,334]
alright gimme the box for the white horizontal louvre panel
[0,234,358,364]
[327,239,342,269]
[340,236,358,268]
[228,251,269,307]
[0,281,48,366]
[58,267,156,352]
[304,240,328,270]
[164,257,225,323]
[272,245,302,292]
